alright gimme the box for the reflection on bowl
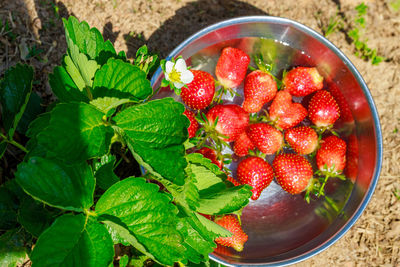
[151,16,382,266]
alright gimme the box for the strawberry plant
[348,3,384,65]
[0,16,253,266]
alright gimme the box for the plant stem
[85,86,93,100]
[0,133,28,153]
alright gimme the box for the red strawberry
[196,147,223,170]
[273,153,313,195]
[327,82,354,125]
[246,123,283,154]
[215,47,250,88]
[206,104,249,142]
[269,91,308,130]
[283,67,323,97]
[345,134,358,183]
[237,156,274,200]
[308,90,340,128]
[183,109,198,138]
[233,131,255,157]
[316,135,347,174]
[214,215,248,252]
[199,213,212,220]
[284,126,318,155]
[226,176,241,186]
[242,70,277,113]
[181,70,215,110]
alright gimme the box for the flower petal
[180,70,194,84]
[175,58,187,72]
[165,61,174,74]
[164,73,170,82]
[174,82,185,89]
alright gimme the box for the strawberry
[237,156,274,200]
[269,91,308,130]
[283,67,323,97]
[233,130,255,157]
[327,82,354,125]
[273,153,313,195]
[196,147,223,170]
[199,213,212,220]
[242,70,277,113]
[183,109,198,138]
[206,104,249,142]
[226,175,241,186]
[308,90,340,128]
[181,70,215,110]
[215,47,250,88]
[246,123,283,155]
[214,215,248,252]
[345,134,358,183]
[316,135,347,174]
[284,126,318,155]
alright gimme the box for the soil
[0,0,399,266]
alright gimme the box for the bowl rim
[150,15,383,267]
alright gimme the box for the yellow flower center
[169,68,181,83]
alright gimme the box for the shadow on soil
[124,0,269,58]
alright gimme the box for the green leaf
[134,45,160,76]
[15,157,95,212]
[92,58,152,101]
[119,255,129,267]
[115,98,189,185]
[0,63,34,137]
[96,177,185,265]
[173,169,200,211]
[64,41,99,91]
[194,213,231,238]
[197,185,252,215]
[31,214,114,267]
[0,186,19,230]
[49,65,89,102]
[101,217,151,258]
[90,97,131,113]
[176,207,216,264]
[17,197,55,237]
[16,92,44,135]
[187,153,252,215]
[36,102,114,162]
[26,113,51,139]
[94,155,120,191]
[3,179,26,201]
[62,16,116,62]
[0,228,28,267]
[186,153,226,193]
[25,113,51,160]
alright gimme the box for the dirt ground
[0,0,399,266]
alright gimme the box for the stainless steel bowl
[150,16,383,266]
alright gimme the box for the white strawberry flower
[164,58,194,89]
